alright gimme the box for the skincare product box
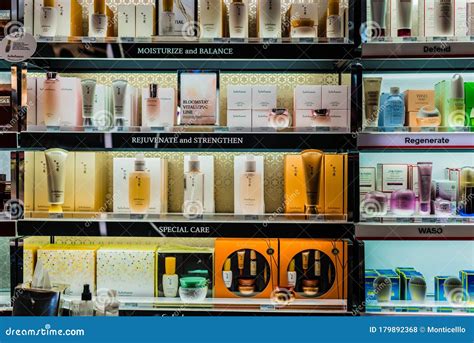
[24,151,35,213]
[33,0,83,37]
[434,79,450,126]
[434,275,450,301]
[136,5,156,37]
[37,244,99,296]
[460,270,474,300]
[408,164,419,197]
[432,179,457,212]
[97,246,157,297]
[251,85,277,128]
[23,244,42,284]
[179,72,218,125]
[293,85,321,128]
[113,157,168,214]
[279,239,347,300]
[324,153,348,216]
[214,238,279,298]
[24,0,33,34]
[404,89,435,127]
[118,5,136,37]
[455,0,467,37]
[360,167,376,195]
[365,269,379,301]
[321,85,350,128]
[283,154,307,214]
[184,155,215,213]
[141,87,177,128]
[376,164,408,193]
[227,85,252,128]
[74,152,106,212]
[465,82,474,124]
[447,168,461,202]
[375,269,400,300]
[396,267,423,301]
[158,0,197,36]
[26,77,37,127]
[92,84,113,129]
[234,155,265,215]
[156,245,214,298]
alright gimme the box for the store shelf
[19,131,357,151]
[0,132,18,149]
[356,223,474,240]
[17,214,354,239]
[0,218,16,236]
[366,299,474,315]
[361,57,474,72]
[357,132,474,150]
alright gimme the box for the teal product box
[365,269,379,302]
[396,267,423,301]
[376,269,400,300]
[434,276,450,301]
[460,270,474,301]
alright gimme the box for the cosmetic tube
[363,78,382,127]
[302,251,309,275]
[301,150,323,215]
[468,2,474,36]
[237,250,245,275]
[460,167,474,215]
[397,0,412,37]
[417,162,433,215]
[370,0,387,37]
[81,79,96,127]
[44,148,68,213]
[112,80,128,127]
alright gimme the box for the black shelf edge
[0,132,18,149]
[360,57,474,72]
[0,220,16,236]
[17,220,355,239]
[355,223,474,240]
[19,132,357,151]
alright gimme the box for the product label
[359,133,474,149]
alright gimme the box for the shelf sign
[358,133,474,149]
[356,224,474,240]
[155,225,211,236]
[132,46,234,58]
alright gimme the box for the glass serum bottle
[240,155,263,215]
[183,156,205,216]
[383,87,405,127]
[128,154,151,214]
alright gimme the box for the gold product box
[324,153,347,217]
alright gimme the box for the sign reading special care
[358,132,474,149]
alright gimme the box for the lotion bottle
[229,0,248,38]
[159,0,175,35]
[144,83,160,125]
[43,72,61,127]
[448,74,466,127]
[40,0,57,37]
[383,87,405,127]
[287,259,297,287]
[200,0,224,38]
[223,258,233,288]
[90,0,108,37]
[79,284,94,316]
[183,156,205,216]
[128,154,151,214]
[163,257,179,297]
[326,0,342,38]
[240,155,263,215]
[250,250,257,276]
[258,0,282,38]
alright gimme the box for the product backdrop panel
[0,238,9,291]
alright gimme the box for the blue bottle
[383,87,405,127]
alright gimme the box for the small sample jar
[178,277,208,302]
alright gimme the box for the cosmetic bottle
[287,259,297,287]
[223,258,233,288]
[90,0,108,38]
[258,0,282,38]
[81,79,96,127]
[373,276,392,302]
[314,250,321,285]
[43,72,61,127]
[362,191,388,216]
[112,80,128,128]
[417,162,432,215]
[468,2,474,36]
[229,0,248,38]
[302,251,309,276]
[390,189,416,216]
[159,0,175,35]
[326,0,342,38]
[370,0,387,37]
[416,106,441,127]
[144,83,160,125]
[397,0,412,37]
[237,250,245,276]
[383,87,405,127]
[250,250,257,276]
[79,284,94,316]
[128,154,150,214]
[409,276,426,302]
[434,0,454,36]
[444,277,463,303]
[200,0,223,38]
[40,0,57,37]
[301,150,323,215]
[183,155,205,217]
[460,167,474,215]
[240,155,263,215]
[291,19,316,38]
[448,74,466,127]
[163,257,179,297]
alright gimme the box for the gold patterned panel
[55,237,215,247]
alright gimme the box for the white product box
[455,0,467,36]
[227,85,252,128]
[184,155,215,213]
[179,72,218,125]
[360,167,376,194]
[234,155,265,214]
[408,164,419,197]
[113,157,168,214]
[293,85,321,128]
[141,87,176,127]
[118,5,136,37]
[24,0,34,34]
[251,85,277,128]
[376,164,409,192]
[136,5,156,37]
[92,84,113,129]
[26,77,37,127]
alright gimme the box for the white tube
[371,0,387,33]
[112,80,128,125]
[81,79,96,125]
[44,148,68,210]
[397,0,412,31]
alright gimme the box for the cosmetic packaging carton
[158,0,197,36]
[215,238,278,298]
[447,168,461,202]
[234,155,265,214]
[97,245,157,297]
[23,243,44,284]
[293,85,322,128]
[157,245,214,298]
[365,269,379,302]
[432,179,457,213]
[179,71,218,125]
[465,83,474,127]
[36,76,82,127]
[284,154,307,214]
[434,77,464,127]
[324,153,348,217]
[396,267,423,301]
[136,5,156,37]
[33,151,75,213]
[227,85,252,128]
[251,85,277,128]
[113,157,168,214]
[26,77,37,127]
[360,167,376,195]
[408,164,419,197]
[37,244,99,296]
[377,93,389,127]
[455,0,467,37]
[404,90,435,126]
[279,239,347,300]
[375,269,400,300]
[376,164,408,193]
[92,84,113,129]
[321,85,350,129]
[33,0,83,37]
[118,5,136,37]
[24,0,33,34]
[0,82,12,127]
[74,152,107,212]
[288,3,319,36]
[184,155,215,213]
[141,87,177,128]
[460,270,474,300]
[434,275,450,301]
[24,151,35,213]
